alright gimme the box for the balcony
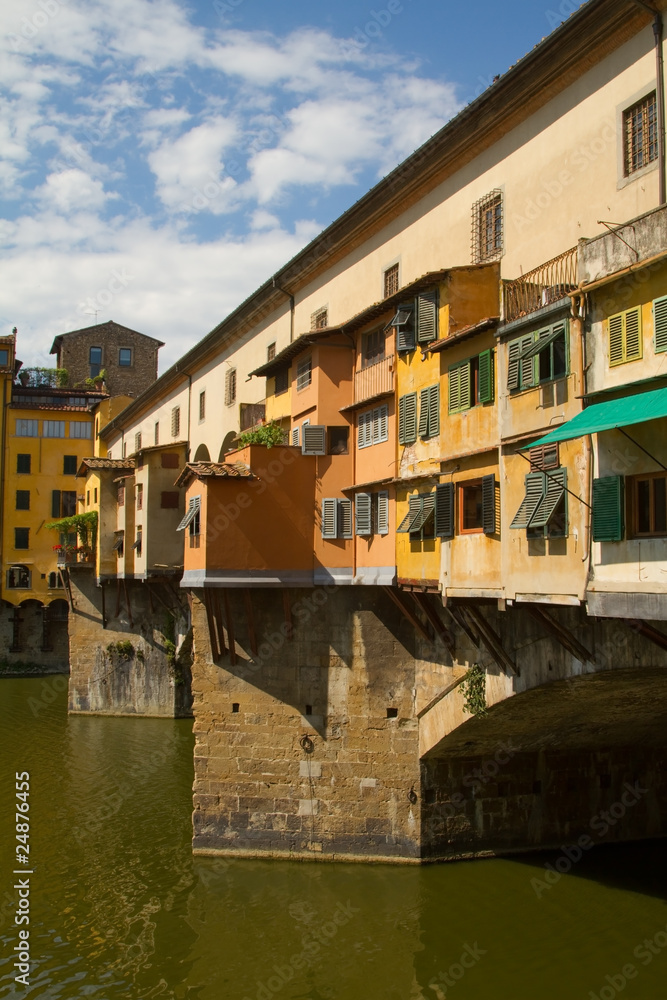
[503,247,578,324]
[354,354,394,405]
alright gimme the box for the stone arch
[218,431,237,461]
[193,443,211,462]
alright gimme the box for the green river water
[1,676,666,1000]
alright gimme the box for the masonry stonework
[51,320,162,398]
[0,599,69,674]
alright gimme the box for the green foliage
[107,640,135,659]
[45,511,98,548]
[83,368,107,389]
[237,421,286,449]
[17,367,68,388]
[461,663,487,717]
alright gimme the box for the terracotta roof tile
[175,461,255,488]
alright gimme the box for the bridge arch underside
[421,668,667,861]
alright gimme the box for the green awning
[528,386,667,448]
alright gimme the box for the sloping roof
[50,319,164,355]
[175,461,256,488]
[76,457,136,477]
[427,317,500,353]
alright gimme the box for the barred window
[171,407,180,437]
[623,92,658,176]
[471,190,503,263]
[383,263,399,298]
[311,308,328,330]
[296,356,312,391]
[225,368,237,406]
[267,342,276,362]
[199,390,206,421]
[135,432,142,452]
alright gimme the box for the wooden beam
[526,605,593,663]
[214,589,227,655]
[123,579,134,628]
[202,589,220,661]
[382,586,433,643]
[411,591,456,657]
[244,589,258,655]
[463,603,518,676]
[115,578,122,618]
[222,589,237,665]
[283,589,294,641]
[444,604,480,647]
[627,618,667,653]
[101,580,107,628]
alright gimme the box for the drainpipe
[631,1,666,205]
[186,373,192,462]
[273,280,295,343]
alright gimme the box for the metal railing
[503,246,578,324]
[354,354,394,404]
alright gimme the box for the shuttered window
[511,472,548,529]
[448,361,472,413]
[355,493,372,535]
[416,291,438,343]
[358,405,388,449]
[482,475,497,535]
[376,491,389,535]
[171,407,180,437]
[418,384,440,438]
[592,476,625,542]
[397,492,435,539]
[392,304,415,352]
[397,494,423,532]
[528,443,560,470]
[608,307,642,366]
[530,468,566,529]
[291,427,299,447]
[321,498,353,539]
[477,349,494,403]
[511,468,567,535]
[653,296,667,353]
[398,393,417,444]
[302,425,326,455]
[177,495,201,531]
[435,482,454,538]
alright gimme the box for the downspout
[186,373,192,462]
[273,280,295,343]
[631,1,666,205]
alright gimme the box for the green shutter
[507,338,521,391]
[592,476,624,542]
[355,493,372,536]
[482,475,496,535]
[397,494,422,532]
[410,493,435,533]
[654,296,667,353]
[530,468,567,529]
[429,384,440,435]
[322,498,337,538]
[511,472,545,528]
[519,333,536,388]
[624,307,642,361]
[51,490,61,518]
[448,364,462,412]
[417,291,438,343]
[477,349,494,403]
[609,313,624,365]
[435,482,454,538]
[418,387,430,437]
[403,392,417,443]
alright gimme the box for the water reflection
[1,677,666,1000]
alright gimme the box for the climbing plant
[17,367,68,388]
[237,421,286,448]
[45,511,98,549]
[460,663,487,717]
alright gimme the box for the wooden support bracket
[222,590,237,665]
[283,589,294,641]
[463,603,518,676]
[382,586,433,643]
[122,579,134,628]
[627,618,667,653]
[214,590,227,656]
[202,589,220,661]
[244,589,258,655]
[526,605,593,663]
[411,591,456,657]
[444,604,480,647]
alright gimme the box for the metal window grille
[471,190,503,263]
[136,484,143,510]
[135,432,142,452]
[383,264,399,298]
[171,407,180,437]
[267,342,276,361]
[225,368,237,405]
[117,484,125,506]
[199,391,206,420]
[311,308,328,330]
[274,367,289,394]
[623,92,657,175]
[154,421,160,445]
[296,357,312,391]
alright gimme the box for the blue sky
[0,0,581,371]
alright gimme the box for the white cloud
[36,169,112,213]
[147,117,239,213]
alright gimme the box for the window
[132,528,142,555]
[328,426,349,455]
[358,405,388,448]
[418,384,440,438]
[17,454,31,474]
[302,425,326,455]
[199,391,206,421]
[653,296,667,353]
[177,496,201,533]
[161,452,179,468]
[623,92,657,176]
[136,483,143,510]
[48,572,63,590]
[94,488,98,503]
[392,303,415,352]
[69,421,92,439]
[7,565,30,589]
[113,531,124,557]
[458,477,497,535]
[449,350,494,411]
[267,342,276,362]
[311,307,328,330]
[86,491,90,506]
[43,421,66,438]
[225,368,237,406]
[508,322,567,390]
[89,346,102,377]
[296,356,312,391]
[161,491,180,508]
[321,498,353,539]
[14,527,29,549]
[132,432,140,453]
[355,492,389,536]
[608,307,642,366]
[154,421,160,445]
[119,348,132,366]
[95,417,99,439]
[511,468,567,537]
[171,407,180,437]
[592,476,625,542]
[274,367,289,395]
[384,264,399,298]
[118,484,125,506]
[472,190,503,263]
[16,420,38,437]
[528,443,560,471]
[396,492,436,540]
[15,490,30,511]
[398,393,417,445]
[291,426,299,447]
[416,291,438,344]
[122,442,127,459]
[52,490,77,517]
[629,471,667,537]
[0,349,9,366]
[362,329,385,368]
